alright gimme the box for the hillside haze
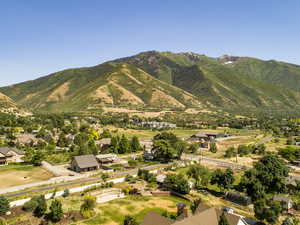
[1,51,300,112]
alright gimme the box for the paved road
[4,163,165,198]
[255,135,272,146]
[181,154,247,170]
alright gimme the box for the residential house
[16,133,41,145]
[0,147,24,165]
[96,138,111,153]
[138,121,177,129]
[225,192,252,206]
[286,176,300,187]
[187,132,225,143]
[141,203,249,225]
[71,155,99,172]
[273,195,293,211]
[141,211,174,225]
[143,148,154,160]
[96,154,117,164]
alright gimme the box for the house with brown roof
[140,211,174,225]
[96,138,111,153]
[140,203,249,225]
[71,155,99,172]
[0,147,24,165]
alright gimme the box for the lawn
[103,127,200,139]
[75,195,189,225]
[0,163,53,189]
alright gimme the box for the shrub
[33,195,47,217]
[62,189,70,198]
[209,142,218,153]
[0,196,9,216]
[224,147,236,158]
[0,218,7,225]
[49,199,63,222]
[23,196,40,212]
[123,215,138,225]
[80,195,96,218]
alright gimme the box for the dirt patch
[92,85,114,105]
[47,82,70,102]
[150,89,185,108]
[109,81,145,106]
[0,167,53,189]
[120,66,143,85]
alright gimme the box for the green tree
[210,168,235,191]
[239,154,289,197]
[224,147,236,158]
[152,140,176,163]
[130,136,142,152]
[62,189,70,198]
[174,140,187,159]
[110,136,120,153]
[153,132,178,143]
[119,135,130,154]
[74,133,89,146]
[33,195,47,217]
[188,143,199,153]
[87,139,98,155]
[101,129,112,138]
[24,148,45,166]
[123,215,138,225]
[57,133,69,147]
[0,196,9,216]
[237,145,250,156]
[49,199,63,222]
[163,174,190,194]
[209,142,218,153]
[23,196,39,212]
[219,213,229,225]
[254,199,282,224]
[187,164,211,188]
[279,146,300,162]
[190,198,202,214]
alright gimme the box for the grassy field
[5,194,189,225]
[74,195,189,225]
[104,127,200,139]
[103,127,253,140]
[0,163,53,189]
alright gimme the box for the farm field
[0,163,53,189]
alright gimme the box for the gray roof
[193,133,208,138]
[96,138,111,145]
[0,147,24,156]
[73,155,99,169]
[273,195,292,203]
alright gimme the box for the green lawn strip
[0,163,35,173]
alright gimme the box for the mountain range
[1,51,300,113]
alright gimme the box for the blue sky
[1,0,300,86]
